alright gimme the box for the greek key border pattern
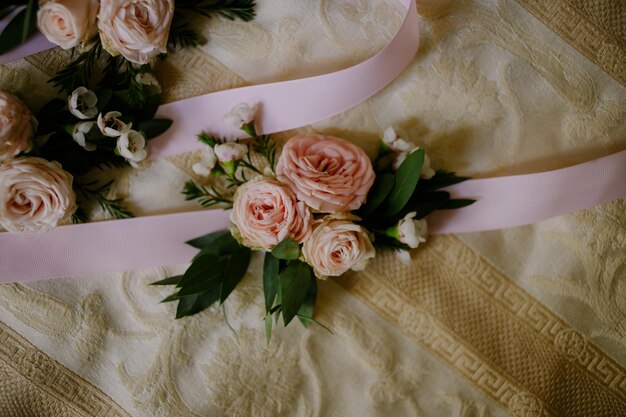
[340,235,626,417]
[0,320,130,417]
[438,241,626,401]
[515,0,626,88]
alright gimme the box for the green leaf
[161,293,182,303]
[419,170,470,192]
[135,118,173,139]
[297,278,317,328]
[264,314,273,345]
[279,261,313,326]
[403,191,449,220]
[176,253,224,295]
[271,238,300,260]
[135,94,161,120]
[151,275,182,286]
[359,173,394,218]
[444,198,476,210]
[296,315,333,334]
[263,253,280,313]
[220,246,251,303]
[175,287,221,319]
[385,149,425,217]
[186,230,231,249]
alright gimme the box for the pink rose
[230,179,312,250]
[98,0,175,65]
[0,91,36,163]
[37,0,99,49]
[0,157,76,233]
[276,135,375,213]
[302,213,375,278]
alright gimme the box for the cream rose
[302,213,375,278]
[37,0,99,49]
[230,179,312,250]
[0,91,36,163]
[276,135,375,213]
[98,0,175,65]
[0,157,76,233]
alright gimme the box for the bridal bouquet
[1,0,256,96]
[154,104,474,339]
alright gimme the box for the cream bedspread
[1,0,625,416]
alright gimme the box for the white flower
[223,103,258,129]
[72,121,97,151]
[68,87,97,120]
[392,147,436,179]
[395,211,427,249]
[214,142,248,163]
[192,146,217,177]
[97,111,131,137]
[116,130,147,168]
[394,249,412,264]
[382,126,413,152]
[135,73,161,94]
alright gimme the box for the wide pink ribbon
[1,149,625,282]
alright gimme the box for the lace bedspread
[1,0,625,416]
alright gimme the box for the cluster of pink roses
[38,0,174,64]
[0,92,76,233]
[229,134,377,278]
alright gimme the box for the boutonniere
[154,104,474,341]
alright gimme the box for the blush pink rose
[0,91,36,163]
[302,213,375,278]
[0,157,76,233]
[230,179,312,250]
[98,0,174,65]
[37,0,99,49]
[276,135,375,213]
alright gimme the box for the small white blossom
[68,87,98,120]
[394,249,412,264]
[192,146,217,177]
[223,102,258,129]
[214,142,248,163]
[382,126,413,152]
[135,72,161,94]
[72,121,97,151]
[117,130,147,168]
[396,211,427,249]
[97,111,131,137]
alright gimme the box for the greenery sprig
[75,180,134,220]
[176,0,256,21]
